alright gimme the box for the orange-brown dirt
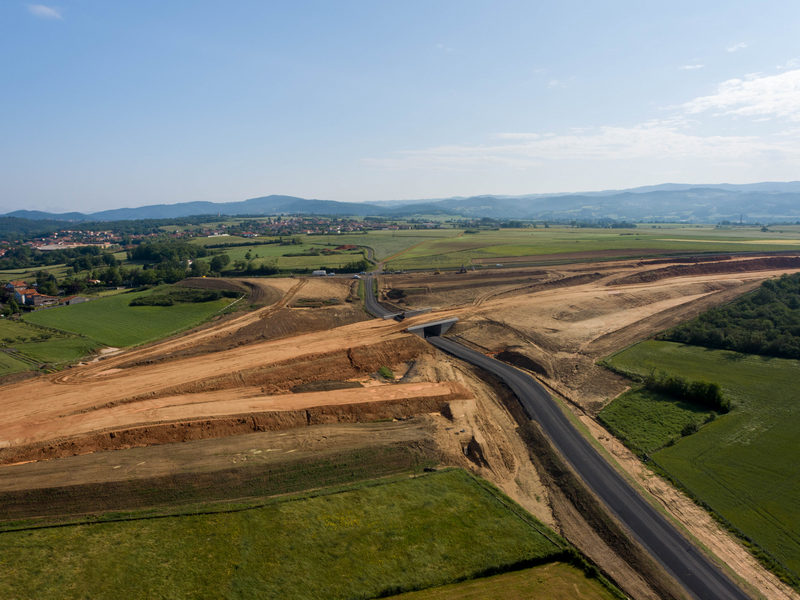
[381,253,800,600]
[3,255,800,600]
[0,421,433,493]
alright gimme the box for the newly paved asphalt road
[363,274,396,318]
[361,277,748,599]
[427,335,749,600]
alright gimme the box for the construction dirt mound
[0,391,466,465]
[609,256,800,285]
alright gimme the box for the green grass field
[387,562,621,600]
[0,349,30,376]
[383,226,800,270]
[605,340,800,583]
[24,285,232,347]
[0,469,568,600]
[599,388,716,456]
[0,263,72,282]
[0,319,100,374]
[190,230,461,270]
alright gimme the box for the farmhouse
[4,280,27,292]
[14,288,58,307]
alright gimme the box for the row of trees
[0,244,112,270]
[664,273,800,359]
[643,370,730,413]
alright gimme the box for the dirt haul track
[1,256,800,599]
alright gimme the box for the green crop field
[24,285,233,347]
[383,226,800,270]
[0,319,99,374]
[388,562,621,600]
[216,242,365,270]
[599,388,716,456]
[0,349,30,376]
[0,469,569,600]
[308,230,462,261]
[0,263,72,282]
[191,229,461,268]
[605,340,800,584]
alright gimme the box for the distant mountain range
[5,182,800,223]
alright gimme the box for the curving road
[427,336,748,600]
[363,275,749,599]
[363,274,395,318]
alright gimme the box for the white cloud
[364,121,798,172]
[727,42,748,53]
[27,4,61,19]
[363,65,800,189]
[680,64,704,71]
[683,69,800,121]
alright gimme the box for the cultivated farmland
[24,285,234,347]
[605,340,800,584]
[0,469,572,600]
[384,225,800,270]
[0,319,98,376]
[598,388,717,456]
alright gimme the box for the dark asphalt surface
[363,275,395,318]
[427,335,749,600]
[361,277,748,599]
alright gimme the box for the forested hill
[4,182,800,223]
[663,273,800,359]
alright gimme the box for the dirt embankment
[609,255,800,285]
[0,421,439,521]
[116,335,429,402]
[637,254,733,266]
[0,332,435,456]
[0,387,467,465]
[120,305,370,366]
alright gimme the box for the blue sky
[2,1,800,213]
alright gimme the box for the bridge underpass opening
[407,318,458,339]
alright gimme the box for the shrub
[130,288,223,307]
[643,370,729,413]
[378,366,394,380]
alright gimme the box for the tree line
[643,370,730,413]
[663,273,800,359]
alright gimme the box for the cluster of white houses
[4,281,89,308]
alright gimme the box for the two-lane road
[427,335,749,600]
[363,274,394,318]
[363,272,748,598]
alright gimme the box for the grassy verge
[0,469,570,600]
[386,561,623,600]
[605,340,800,587]
[24,285,233,347]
